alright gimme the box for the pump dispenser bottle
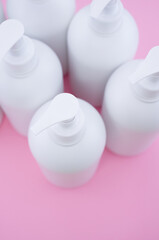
[0,19,63,136]
[28,93,106,188]
[102,46,159,156]
[7,0,76,74]
[68,0,139,107]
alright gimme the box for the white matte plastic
[0,20,63,136]
[68,0,139,107]
[130,47,159,84]
[7,0,76,75]
[31,94,80,135]
[90,0,113,18]
[28,94,106,188]
[0,20,24,59]
[102,46,159,156]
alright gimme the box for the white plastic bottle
[0,19,63,136]
[102,46,159,156]
[7,0,76,75]
[0,1,4,23]
[28,93,106,188]
[68,0,139,107]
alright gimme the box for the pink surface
[1,0,159,239]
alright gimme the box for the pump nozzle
[0,19,24,60]
[90,0,120,18]
[31,94,80,136]
[0,19,37,77]
[130,46,159,102]
[89,0,123,34]
[130,46,159,85]
[91,0,112,18]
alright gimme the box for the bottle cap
[89,0,124,34]
[0,19,37,77]
[31,93,85,146]
[130,46,159,102]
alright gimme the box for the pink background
[1,0,159,239]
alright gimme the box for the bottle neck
[89,0,124,34]
[3,36,38,78]
[47,109,86,146]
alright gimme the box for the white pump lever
[0,19,24,60]
[130,46,159,84]
[90,0,118,18]
[31,94,80,136]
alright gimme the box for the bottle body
[7,0,76,75]
[0,40,63,136]
[68,5,139,107]
[28,99,106,188]
[102,60,159,156]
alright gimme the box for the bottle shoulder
[105,59,146,106]
[7,0,75,27]
[104,60,159,130]
[29,98,106,141]
[0,39,62,80]
[33,39,62,70]
[0,39,63,106]
[106,59,141,89]
[7,0,75,9]
[68,5,138,38]
[68,6,139,64]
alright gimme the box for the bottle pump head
[0,19,37,77]
[130,46,159,102]
[31,93,85,146]
[89,0,124,34]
